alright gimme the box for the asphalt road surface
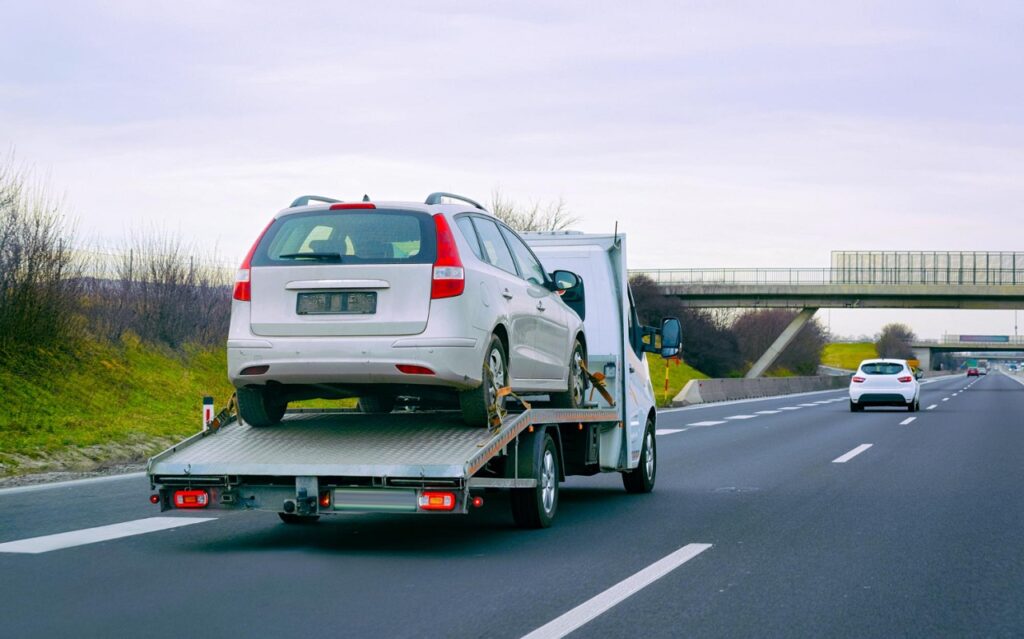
[2,372,1021,638]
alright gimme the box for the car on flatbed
[229,192,588,427]
[849,358,921,412]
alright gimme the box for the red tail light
[173,489,209,509]
[898,376,913,383]
[852,376,865,383]
[418,491,456,511]
[329,203,376,210]
[396,364,435,375]
[431,214,464,299]
[233,219,275,302]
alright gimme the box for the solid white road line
[521,543,713,639]
[832,444,873,464]
[755,410,781,415]
[0,472,147,496]
[655,428,684,436]
[687,420,725,427]
[926,404,937,410]
[0,517,215,554]
[900,417,917,425]
[725,415,757,420]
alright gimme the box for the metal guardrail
[631,268,1024,286]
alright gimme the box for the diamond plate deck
[148,408,621,480]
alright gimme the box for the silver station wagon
[228,192,588,427]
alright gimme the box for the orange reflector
[173,489,209,509]
[418,491,456,511]
[319,491,331,508]
[471,496,484,508]
[149,494,160,504]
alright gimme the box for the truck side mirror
[660,317,682,359]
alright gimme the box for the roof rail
[424,192,486,211]
[289,195,342,208]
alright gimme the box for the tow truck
[148,232,681,528]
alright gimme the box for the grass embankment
[647,357,708,407]
[821,342,878,371]
[0,336,236,476]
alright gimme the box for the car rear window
[860,363,906,375]
[251,209,436,266]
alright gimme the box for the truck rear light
[418,491,456,511]
[149,494,160,504]
[173,489,209,509]
[329,202,376,210]
[898,376,913,383]
[396,364,435,375]
[233,218,275,302]
[852,376,865,383]
[431,214,464,299]
[240,365,270,375]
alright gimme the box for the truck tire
[622,419,656,494]
[237,387,287,427]
[549,339,587,408]
[278,513,320,524]
[459,335,507,427]
[358,394,395,414]
[511,432,559,528]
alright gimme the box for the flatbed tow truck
[148,232,681,528]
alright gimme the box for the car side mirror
[660,317,682,359]
[550,270,580,291]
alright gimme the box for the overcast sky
[2,1,1023,338]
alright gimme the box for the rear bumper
[849,386,917,405]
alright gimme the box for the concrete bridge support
[911,347,933,371]
[745,307,819,378]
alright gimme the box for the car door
[500,225,571,380]
[466,216,537,383]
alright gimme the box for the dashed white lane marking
[900,417,917,425]
[725,415,757,420]
[798,403,819,407]
[686,420,726,427]
[926,404,937,410]
[952,393,958,396]
[832,444,873,464]
[811,400,831,405]
[521,543,713,639]
[779,406,802,411]
[0,517,215,554]
[655,428,684,436]
[755,410,781,415]
[942,398,950,402]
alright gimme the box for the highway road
[1,372,1021,638]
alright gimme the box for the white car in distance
[849,358,921,412]
[228,192,588,427]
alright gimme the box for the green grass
[646,356,709,407]
[0,335,235,475]
[822,342,878,371]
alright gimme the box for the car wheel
[550,339,587,408]
[237,387,287,427]
[622,419,656,494]
[459,335,507,427]
[849,400,862,412]
[358,394,395,414]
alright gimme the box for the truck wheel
[511,432,559,528]
[459,335,507,427]
[550,340,587,408]
[237,387,287,427]
[622,420,656,494]
[358,394,395,414]
[278,513,320,524]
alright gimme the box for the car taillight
[329,202,376,210]
[898,376,913,383]
[418,491,456,511]
[852,376,865,383]
[233,219,275,302]
[431,214,464,299]
[396,364,435,375]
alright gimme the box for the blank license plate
[296,292,376,315]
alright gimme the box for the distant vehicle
[228,192,588,427]
[967,367,980,377]
[849,359,921,412]
[979,366,988,375]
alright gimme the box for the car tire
[459,335,507,427]
[237,387,287,427]
[622,419,656,494]
[358,394,395,414]
[550,339,587,409]
[849,400,862,412]
[511,432,559,529]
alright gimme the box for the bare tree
[876,323,916,359]
[489,188,579,232]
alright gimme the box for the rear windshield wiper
[278,252,343,261]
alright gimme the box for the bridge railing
[631,268,1024,286]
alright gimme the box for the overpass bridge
[911,336,1024,371]
[630,251,1024,377]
